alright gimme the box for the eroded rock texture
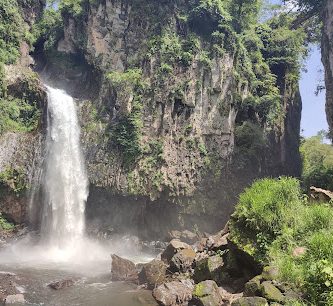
[38,0,302,237]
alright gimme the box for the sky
[268,0,329,138]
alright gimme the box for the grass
[230,177,333,305]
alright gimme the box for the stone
[48,279,75,290]
[192,280,223,306]
[170,248,196,272]
[5,294,25,304]
[111,254,138,282]
[194,255,227,284]
[243,275,262,297]
[261,267,278,280]
[309,186,333,202]
[193,238,208,253]
[161,240,192,264]
[139,259,168,289]
[206,233,229,251]
[180,230,198,244]
[153,280,194,306]
[231,297,268,306]
[292,247,307,258]
[260,281,285,303]
[168,230,182,240]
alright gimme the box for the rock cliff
[322,0,333,136]
[0,0,303,238]
[35,0,302,238]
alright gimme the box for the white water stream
[0,85,157,305]
[41,86,88,252]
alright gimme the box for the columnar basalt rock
[41,0,303,237]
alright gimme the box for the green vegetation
[0,166,26,194]
[0,0,26,64]
[0,214,14,230]
[300,133,333,191]
[230,177,333,305]
[111,97,143,165]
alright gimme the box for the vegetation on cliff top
[0,0,42,136]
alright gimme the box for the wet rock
[260,281,284,303]
[161,240,192,264]
[5,294,25,304]
[231,297,268,306]
[153,280,194,306]
[170,248,196,272]
[48,279,75,290]
[192,280,223,306]
[139,259,168,289]
[111,254,138,282]
[194,255,227,284]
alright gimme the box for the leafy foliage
[0,214,14,230]
[231,177,333,305]
[300,133,333,191]
[111,97,143,165]
[0,0,26,64]
[0,167,27,193]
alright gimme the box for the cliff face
[0,2,46,224]
[322,0,333,136]
[38,0,302,238]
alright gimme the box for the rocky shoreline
[111,225,301,306]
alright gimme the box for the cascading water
[41,86,88,247]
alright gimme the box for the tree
[300,133,333,191]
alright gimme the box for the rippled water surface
[0,264,157,306]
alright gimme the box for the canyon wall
[0,0,303,239]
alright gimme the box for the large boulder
[111,254,138,282]
[194,255,228,285]
[139,259,168,289]
[231,297,268,306]
[192,280,223,306]
[260,281,285,303]
[170,248,196,272]
[153,280,194,306]
[161,240,193,263]
[243,276,262,297]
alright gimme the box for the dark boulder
[48,279,75,290]
[194,255,228,285]
[191,280,223,306]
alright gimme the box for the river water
[0,86,157,305]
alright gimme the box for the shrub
[231,176,333,305]
[300,134,333,191]
[230,177,302,261]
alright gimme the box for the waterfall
[41,86,88,247]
